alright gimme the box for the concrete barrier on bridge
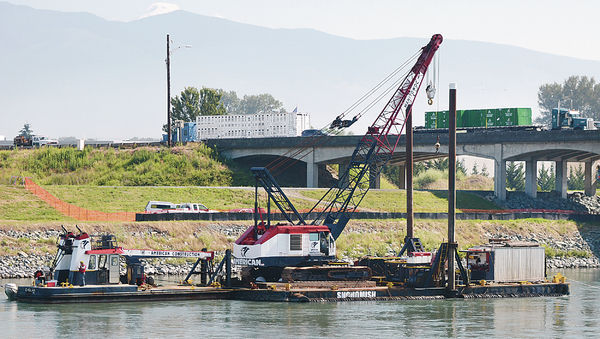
[136,211,600,222]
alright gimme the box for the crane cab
[233,224,336,268]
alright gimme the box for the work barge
[4,34,569,303]
[4,230,569,303]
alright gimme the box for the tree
[537,76,600,124]
[18,123,33,138]
[216,90,286,115]
[199,88,226,116]
[480,164,489,177]
[240,93,283,114]
[457,159,467,176]
[537,163,555,192]
[568,163,585,190]
[506,161,525,191]
[414,162,427,177]
[164,87,226,132]
[218,89,241,114]
[471,163,479,175]
[428,158,449,171]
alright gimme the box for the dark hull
[232,283,569,302]
[12,285,231,304]
[10,282,569,303]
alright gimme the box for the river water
[1,269,599,338]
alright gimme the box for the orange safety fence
[23,178,136,222]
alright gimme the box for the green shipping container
[499,108,532,126]
[515,108,532,125]
[456,110,465,127]
[423,107,532,128]
[425,111,437,129]
[436,110,449,128]
[463,109,485,127]
[484,109,499,127]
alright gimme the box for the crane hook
[426,83,436,106]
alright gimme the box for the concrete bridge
[208,129,600,200]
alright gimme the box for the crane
[233,34,443,283]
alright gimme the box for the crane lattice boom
[310,34,443,239]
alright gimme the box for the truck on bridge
[552,108,599,130]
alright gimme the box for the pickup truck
[32,136,59,147]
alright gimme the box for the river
[1,269,599,338]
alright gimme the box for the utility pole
[166,34,172,147]
[406,105,414,240]
[448,83,457,292]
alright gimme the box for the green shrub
[414,169,445,189]
[0,144,241,187]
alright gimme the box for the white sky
[6,0,600,61]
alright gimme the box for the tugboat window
[88,255,97,270]
[98,254,107,269]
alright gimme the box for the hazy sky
[6,0,600,61]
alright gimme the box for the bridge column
[494,158,507,200]
[554,160,568,199]
[397,165,406,189]
[337,160,349,187]
[584,161,597,196]
[306,159,318,188]
[525,159,538,198]
[369,166,381,189]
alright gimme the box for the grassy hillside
[41,186,319,213]
[0,186,67,221]
[0,144,252,186]
[298,189,499,212]
[0,184,499,221]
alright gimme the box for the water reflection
[1,269,600,338]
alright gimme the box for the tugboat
[4,226,233,303]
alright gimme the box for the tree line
[383,159,587,191]
[506,161,588,191]
[164,87,284,132]
[537,75,600,124]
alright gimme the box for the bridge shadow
[575,221,600,260]
[428,189,501,210]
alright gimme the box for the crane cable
[268,70,410,177]
[334,50,421,122]
[266,50,422,176]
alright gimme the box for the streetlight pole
[165,35,190,147]
[166,34,172,147]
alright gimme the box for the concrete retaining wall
[136,211,600,222]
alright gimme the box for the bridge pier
[397,165,406,189]
[525,159,538,198]
[493,143,507,200]
[369,166,381,189]
[555,160,568,199]
[584,161,597,196]
[306,152,319,188]
[338,160,349,187]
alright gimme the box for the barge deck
[6,281,569,303]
